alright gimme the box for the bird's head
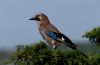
[29,13,49,22]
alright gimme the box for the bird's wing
[46,23,60,33]
[45,24,77,50]
[45,23,61,40]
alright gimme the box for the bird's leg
[52,40,57,49]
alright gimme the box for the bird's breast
[39,30,51,43]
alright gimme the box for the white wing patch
[57,37,65,42]
[61,37,65,41]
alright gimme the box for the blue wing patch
[46,31,58,40]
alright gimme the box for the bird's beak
[29,17,40,21]
[29,17,36,20]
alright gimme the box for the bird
[29,13,77,49]
[29,13,88,58]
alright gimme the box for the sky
[0,0,100,48]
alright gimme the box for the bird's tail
[77,49,88,58]
[65,42,77,50]
[62,42,88,58]
[60,40,77,50]
[66,44,88,58]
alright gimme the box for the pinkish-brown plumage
[29,13,77,49]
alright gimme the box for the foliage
[83,27,100,45]
[5,41,100,65]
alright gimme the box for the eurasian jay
[29,13,77,50]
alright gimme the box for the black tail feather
[62,41,88,58]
